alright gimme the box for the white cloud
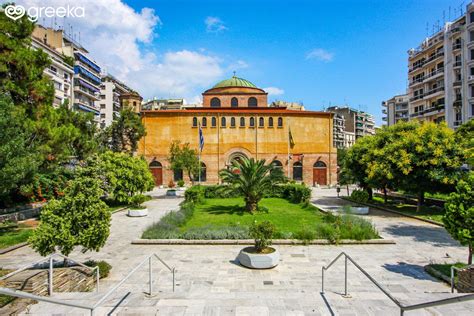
[306,48,334,62]
[205,16,227,33]
[227,60,248,71]
[16,0,228,99]
[264,87,284,96]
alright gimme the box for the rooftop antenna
[449,6,451,20]
[443,10,445,25]
[426,22,429,37]
[233,71,236,77]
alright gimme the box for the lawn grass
[370,196,445,224]
[0,228,33,249]
[182,197,324,235]
[0,269,15,307]
[426,262,467,285]
[142,197,379,241]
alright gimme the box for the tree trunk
[346,185,349,196]
[367,187,373,200]
[417,191,424,212]
[245,200,257,214]
[188,171,194,185]
[383,187,388,204]
[469,242,473,265]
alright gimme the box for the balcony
[424,52,444,66]
[424,86,444,98]
[409,77,425,86]
[382,117,387,121]
[453,100,463,107]
[382,109,387,114]
[423,68,444,82]
[410,94,424,102]
[453,80,462,87]
[452,42,462,50]
[454,61,462,68]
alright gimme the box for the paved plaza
[0,187,473,315]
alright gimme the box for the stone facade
[203,86,268,108]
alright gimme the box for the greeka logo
[3,4,85,22]
[4,5,25,21]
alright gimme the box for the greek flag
[199,123,204,152]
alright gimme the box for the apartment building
[382,93,409,126]
[32,26,102,122]
[97,75,136,128]
[407,3,474,129]
[326,106,376,142]
[30,34,74,108]
[333,113,345,149]
[142,98,185,110]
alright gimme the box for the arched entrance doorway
[228,152,248,174]
[313,161,327,185]
[149,161,163,186]
[293,161,303,181]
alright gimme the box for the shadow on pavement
[382,262,435,281]
[384,224,459,247]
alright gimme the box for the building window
[231,117,236,127]
[231,97,238,107]
[249,117,255,127]
[259,117,264,127]
[471,49,474,61]
[268,117,274,127]
[211,117,217,127]
[471,85,474,98]
[210,97,221,107]
[248,97,258,107]
[471,103,474,116]
[293,162,303,181]
[470,11,474,23]
[277,117,283,127]
[100,104,105,109]
[50,66,57,73]
[240,117,245,127]
[202,117,207,127]
[173,169,183,181]
[221,117,226,127]
[471,67,474,76]
[192,117,198,127]
[471,30,474,42]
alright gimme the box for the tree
[455,119,474,166]
[443,172,474,264]
[343,136,374,199]
[104,107,146,154]
[0,4,54,111]
[384,122,463,211]
[0,97,41,205]
[167,141,200,183]
[29,176,111,260]
[98,151,154,204]
[219,158,283,213]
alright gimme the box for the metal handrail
[322,252,474,315]
[0,253,176,316]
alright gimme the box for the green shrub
[316,212,378,243]
[184,185,205,203]
[249,220,275,252]
[351,189,369,203]
[130,194,147,208]
[84,260,112,279]
[177,180,185,187]
[141,201,195,239]
[204,185,240,198]
[281,183,311,204]
[181,225,249,239]
[294,226,316,244]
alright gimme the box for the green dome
[212,76,257,89]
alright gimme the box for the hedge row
[184,183,311,205]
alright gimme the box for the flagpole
[198,123,201,184]
[287,125,290,178]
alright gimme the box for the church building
[138,76,337,186]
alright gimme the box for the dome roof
[212,76,257,89]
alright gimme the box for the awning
[77,79,100,93]
[76,104,100,115]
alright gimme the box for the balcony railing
[425,52,444,64]
[454,61,462,67]
[410,94,424,102]
[424,86,445,98]
[453,100,462,107]
[453,80,462,87]
[424,68,444,81]
[452,42,462,50]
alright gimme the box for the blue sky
[11,0,466,125]
[120,0,465,125]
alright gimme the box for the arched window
[173,169,183,181]
[259,117,264,127]
[221,117,226,127]
[192,117,198,127]
[149,161,162,168]
[231,117,236,127]
[313,161,327,168]
[293,162,303,181]
[249,117,255,127]
[199,162,206,182]
[271,160,283,175]
[231,97,238,107]
[202,117,207,127]
[268,117,274,127]
[278,117,283,127]
[210,97,221,107]
[240,117,245,127]
[211,117,217,127]
[248,97,258,107]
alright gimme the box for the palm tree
[219,158,284,213]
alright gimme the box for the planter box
[349,206,369,215]
[127,208,148,217]
[237,247,280,269]
[166,190,177,197]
